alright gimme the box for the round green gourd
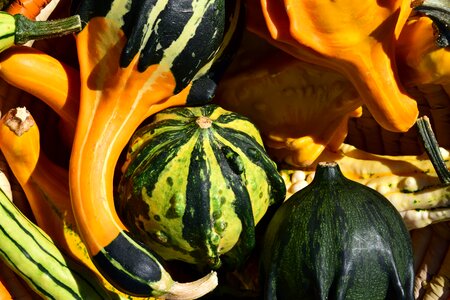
[261,162,414,300]
[117,104,286,269]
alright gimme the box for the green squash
[261,162,414,300]
[118,104,286,269]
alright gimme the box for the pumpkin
[68,0,243,296]
[261,162,414,299]
[117,104,286,269]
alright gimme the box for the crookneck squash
[0,108,113,300]
[118,104,286,269]
[246,0,418,133]
[69,0,243,297]
[0,106,159,299]
[261,162,414,299]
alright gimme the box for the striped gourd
[68,0,243,295]
[0,186,111,299]
[118,104,286,268]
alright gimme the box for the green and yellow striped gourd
[118,104,286,269]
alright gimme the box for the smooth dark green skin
[261,163,414,300]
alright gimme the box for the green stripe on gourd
[118,104,286,268]
[0,189,111,299]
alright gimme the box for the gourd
[281,142,450,230]
[261,162,414,299]
[215,43,362,167]
[245,0,418,133]
[68,0,243,297]
[0,106,158,299]
[0,111,113,299]
[0,46,80,131]
[118,104,286,269]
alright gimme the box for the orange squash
[245,0,418,133]
[0,46,79,146]
[68,0,242,294]
[397,16,450,86]
[215,45,362,167]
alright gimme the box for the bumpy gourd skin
[118,104,286,269]
[69,0,243,297]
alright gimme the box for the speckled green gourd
[261,162,414,300]
[117,104,286,268]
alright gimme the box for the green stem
[14,14,81,45]
[416,116,450,184]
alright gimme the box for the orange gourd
[245,0,418,133]
[215,46,362,167]
[68,0,241,293]
[397,16,450,86]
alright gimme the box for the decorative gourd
[215,42,362,167]
[396,16,450,86]
[245,0,418,133]
[69,0,243,296]
[261,162,414,299]
[0,110,112,299]
[118,104,286,269]
[0,106,159,299]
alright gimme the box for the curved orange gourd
[0,46,79,141]
[68,7,240,294]
[0,107,158,299]
[246,0,418,133]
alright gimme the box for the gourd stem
[416,116,450,184]
[14,14,81,45]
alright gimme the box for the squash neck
[314,161,344,182]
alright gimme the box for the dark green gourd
[118,104,286,269]
[261,162,414,300]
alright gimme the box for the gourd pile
[0,0,448,299]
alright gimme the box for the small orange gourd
[0,45,79,143]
